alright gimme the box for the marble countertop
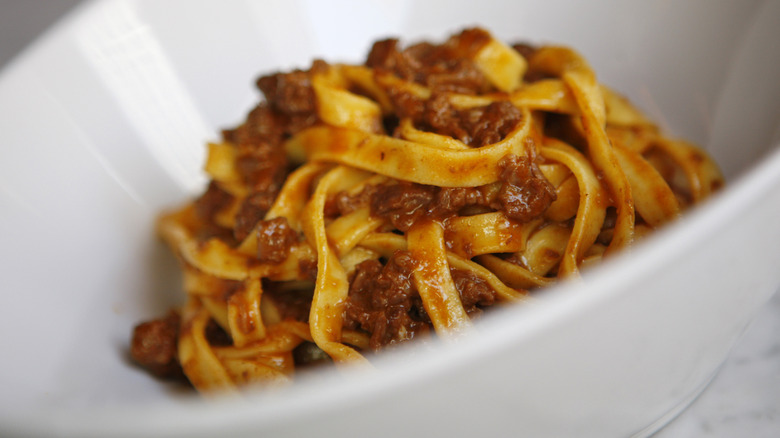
[1,1,778,437]
[654,290,780,437]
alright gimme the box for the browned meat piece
[130,311,185,380]
[370,182,437,231]
[255,217,298,264]
[343,251,430,350]
[344,251,500,351]
[494,154,557,222]
[450,269,497,317]
[366,28,493,95]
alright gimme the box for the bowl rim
[3,0,780,435]
[11,128,780,438]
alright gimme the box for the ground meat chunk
[494,154,557,222]
[383,84,523,146]
[192,181,236,243]
[204,319,233,346]
[383,87,426,123]
[418,57,488,95]
[421,93,471,142]
[324,184,378,218]
[233,104,286,148]
[370,182,437,231]
[194,181,233,222]
[265,283,314,322]
[231,140,289,242]
[367,153,555,230]
[298,257,318,282]
[231,136,289,242]
[370,181,492,231]
[365,39,417,81]
[233,188,277,242]
[256,69,317,116]
[431,186,488,215]
[511,42,559,83]
[343,252,430,350]
[255,217,298,264]
[423,28,492,94]
[366,28,493,95]
[450,269,497,317]
[369,30,525,146]
[448,28,493,58]
[236,140,289,189]
[255,61,327,135]
[511,42,537,60]
[467,101,524,146]
[229,62,332,242]
[344,254,501,350]
[130,311,184,380]
[420,95,522,147]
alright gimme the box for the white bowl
[1,0,779,437]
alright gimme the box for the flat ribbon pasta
[131,27,723,393]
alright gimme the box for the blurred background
[0,0,83,68]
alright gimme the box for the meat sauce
[132,30,557,374]
[130,311,185,381]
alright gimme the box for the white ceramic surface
[1,0,779,437]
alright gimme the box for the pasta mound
[130,28,723,393]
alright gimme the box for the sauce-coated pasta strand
[129,27,723,392]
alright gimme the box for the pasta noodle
[130,28,723,393]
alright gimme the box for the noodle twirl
[130,28,723,392]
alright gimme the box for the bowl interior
[1,0,779,432]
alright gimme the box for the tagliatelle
[130,28,723,393]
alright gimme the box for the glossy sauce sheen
[130,26,723,387]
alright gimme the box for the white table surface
[1,1,777,437]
